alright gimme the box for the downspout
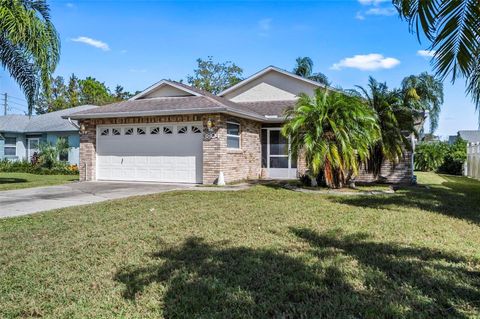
[67,117,80,129]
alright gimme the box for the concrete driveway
[0,181,190,218]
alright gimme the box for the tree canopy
[394,0,480,118]
[0,0,60,114]
[35,74,134,114]
[293,57,330,86]
[187,57,243,94]
[282,88,380,188]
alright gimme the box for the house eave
[64,107,286,124]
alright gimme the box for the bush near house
[0,159,78,175]
[415,138,467,175]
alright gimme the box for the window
[177,126,188,134]
[100,128,109,136]
[125,128,134,135]
[4,137,16,156]
[112,128,121,136]
[59,151,69,162]
[191,125,202,134]
[163,126,173,134]
[150,127,160,135]
[226,122,240,149]
[137,127,146,135]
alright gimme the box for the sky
[0,0,478,139]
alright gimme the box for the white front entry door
[96,123,203,183]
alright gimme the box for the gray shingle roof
[67,81,273,122]
[237,100,296,117]
[0,105,98,133]
[458,130,480,143]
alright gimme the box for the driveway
[0,181,190,218]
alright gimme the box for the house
[449,130,480,144]
[0,104,97,165]
[67,66,413,184]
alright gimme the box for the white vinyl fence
[466,142,480,180]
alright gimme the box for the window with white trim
[112,128,121,136]
[125,128,134,135]
[177,126,188,134]
[163,126,173,134]
[100,128,110,136]
[137,127,146,135]
[191,125,202,133]
[4,137,16,156]
[150,127,160,135]
[226,122,240,149]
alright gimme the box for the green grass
[0,172,78,191]
[1,172,479,318]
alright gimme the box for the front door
[27,138,40,161]
[262,128,297,179]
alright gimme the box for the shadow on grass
[115,230,479,318]
[0,178,27,184]
[332,175,480,224]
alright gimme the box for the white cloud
[417,49,436,58]
[258,18,272,37]
[355,11,365,20]
[365,7,396,16]
[331,53,400,71]
[71,36,110,51]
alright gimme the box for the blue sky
[0,0,478,138]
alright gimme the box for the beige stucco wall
[142,85,193,98]
[223,70,319,102]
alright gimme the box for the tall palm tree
[282,88,380,188]
[393,0,480,118]
[356,77,415,178]
[0,0,60,114]
[293,57,330,86]
[401,72,443,133]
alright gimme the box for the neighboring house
[0,105,97,165]
[449,130,480,144]
[67,66,413,184]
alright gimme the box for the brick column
[202,114,222,184]
[79,120,96,181]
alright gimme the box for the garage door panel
[96,123,203,183]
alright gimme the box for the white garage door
[96,123,203,183]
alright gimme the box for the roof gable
[130,80,201,100]
[219,66,326,102]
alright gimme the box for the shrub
[414,142,449,171]
[438,138,467,175]
[415,138,467,175]
[0,159,78,175]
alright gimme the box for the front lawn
[1,172,479,318]
[0,172,78,191]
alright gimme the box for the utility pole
[3,93,6,116]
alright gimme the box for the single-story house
[67,66,413,184]
[449,130,480,144]
[0,104,97,165]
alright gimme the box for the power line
[9,100,28,108]
[7,95,27,102]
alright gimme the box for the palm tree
[356,77,415,178]
[393,0,480,117]
[401,72,444,133]
[0,0,60,114]
[282,88,380,188]
[293,57,330,86]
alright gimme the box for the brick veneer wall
[216,115,262,183]
[78,113,262,184]
[296,151,413,184]
[355,151,413,184]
